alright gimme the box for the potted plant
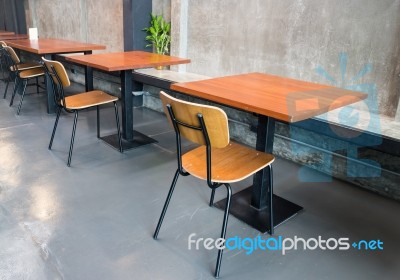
[143,13,171,56]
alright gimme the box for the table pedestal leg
[83,51,93,91]
[121,70,133,140]
[44,54,56,114]
[99,70,157,150]
[214,115,303,234]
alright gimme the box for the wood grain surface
[66,51,190,71]
[6,38,105,54]
[171,72,367,123]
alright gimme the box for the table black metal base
[100,130,157,151]
[214,187,303,234]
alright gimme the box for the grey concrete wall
[21,0,400,118]
[171,0,400,118]
[24,0,123,52]
[152,0,171,21]
[395,26,400,122]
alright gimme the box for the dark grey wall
[0,0,27,33]
[123,0,152,51]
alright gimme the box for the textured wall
[21,0,400,118]
[173,0,400,117]
[152,0,171,21]
[25,0,123,52]
[86,0,123,52]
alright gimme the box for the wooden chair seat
[183,142,275,183]
[62,90,118,110]
[10,62,42,72]
[19,67,45,79]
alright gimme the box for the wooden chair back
[42,57,71,108]
[1,46,18,76]
[160,91,229,148]
[3,46,20,64]
[42,57,71,87]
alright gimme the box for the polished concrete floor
[1,81,400,280]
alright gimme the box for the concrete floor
[1,81,400,280]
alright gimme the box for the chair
[1,45,43,104]
[42,57,123,166]
[0,41,7,82]
[153,91,275,278]
[0,42,13,95]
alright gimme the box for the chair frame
[0,41,8,84]
[1,46,43,114]
[153,103,231,278]
[43,59,123,166]
[153,96,273,278]
[0,45,19,100]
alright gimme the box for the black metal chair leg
[153,169,180,239]
[67,111,79,167]
[268,165,274,235]
[36,76,39,94]
[10,76,18,100]
[209,189,216,207]
[214,183,232,279]
[16,80,28,115]
[96,105,100,138]
[3,80,10,99]
[49,107,61,150]
[0,58,3,79]
[10,77,20,106]
[113,101,123,153]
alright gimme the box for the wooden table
[6,38,106,113]
[171,72,367,233]
[66,51,190,150]
[0,30,15,36]
[1,34,28,40]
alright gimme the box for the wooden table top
[5,38,105,54]
[0,30,15,36]
[171,72,367,123]
[1,34,28,41]
[66,51,191,71]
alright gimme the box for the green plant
[143,13,171,55]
